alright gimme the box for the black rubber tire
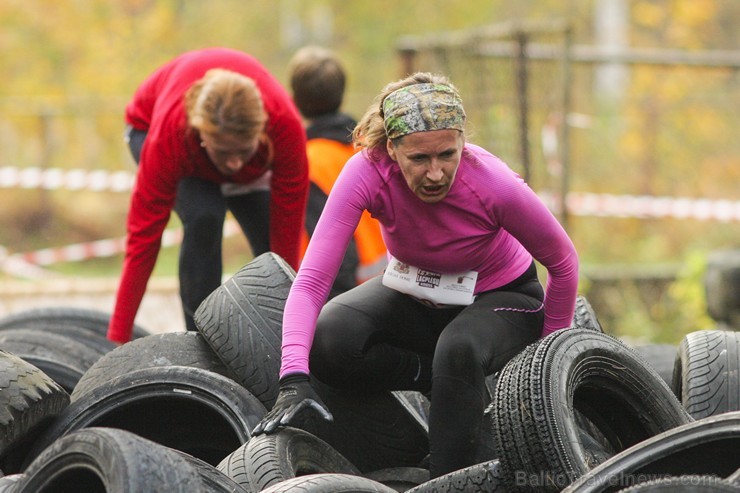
[0,329,105,393]
[633,343,677,388]
[672,330,740,419]
[0,306,151,340]
[0,349,70,475]
[173,450,248,493]
[218,426,360,492]
[0,324,115,356]
[727,466,740,485]
[26,365,266,468]
[6,356,81,396]
[258,473,398,493]
[404,460,506,493]
[704,249,740,325]
[195,252,429,473]
[363,467,430,492]
[393,390,430,425]
[0,474,23,492]
[493,329,691,492]
[194,252,295,409]
[71,331,239,401]
[298,378,429,473]
[615,475,738,492]
[570,295,604,333]
[14,427,203,492]
[476,402,498,464]
[562,412,740,493]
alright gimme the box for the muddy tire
[493,329,691,492]
[562,412,740,492]
[195,253,429,473]
[672,330,740,419]
[14,427,202,492]
[570,295,603,333]
[633,343,676,388]
[71,331,239,401]
[258,473,398,493]
[727,466,740,485]
[194,252,294,409]
[363,467,430,492]
[299,378,429,473]
[0,474,23,492]
[0,306,150,340]
[0,329,106,393]
[26,365,266,468]
[218,426,360,492]
[615,475,738,492]
[405,460,506,493]
[173,450,248,492]
[704,249,740,326]
[0,350,70,474]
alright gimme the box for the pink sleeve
[493,178,579,336]
[279,156,373,376]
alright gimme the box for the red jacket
[109,48,308,343]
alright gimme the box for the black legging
[309,262,544,479]
[126,126,270,330]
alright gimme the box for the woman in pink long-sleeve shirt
[252,72,579,479]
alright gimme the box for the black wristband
[279,373,309,386]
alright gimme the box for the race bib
[382,256,477,307]
[220,170,272,196]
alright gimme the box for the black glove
[252,373,333,435]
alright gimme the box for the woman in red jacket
[108,48,309,343]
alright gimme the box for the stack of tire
[0,252,737,492]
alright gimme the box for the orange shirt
[301,138,386,282]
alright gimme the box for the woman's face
[200,131,261,175]
[386,129,464,203]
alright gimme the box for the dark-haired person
[288,45,386,297]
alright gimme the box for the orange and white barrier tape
[566,192,740,222]
[3,191,737,277]
[538,191,740,223]
[1,220,242,279]
[2,166,738,279]
[2,167,737,221]
[0,245,59,280]
[0,167,134,192]
[539,114,739,222]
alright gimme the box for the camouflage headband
[382,83,466,140]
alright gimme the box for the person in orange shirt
[288,46,387,297]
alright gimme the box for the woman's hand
[252,373,333,435]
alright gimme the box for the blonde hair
[185,68,267,138]
[352,72,461,160]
